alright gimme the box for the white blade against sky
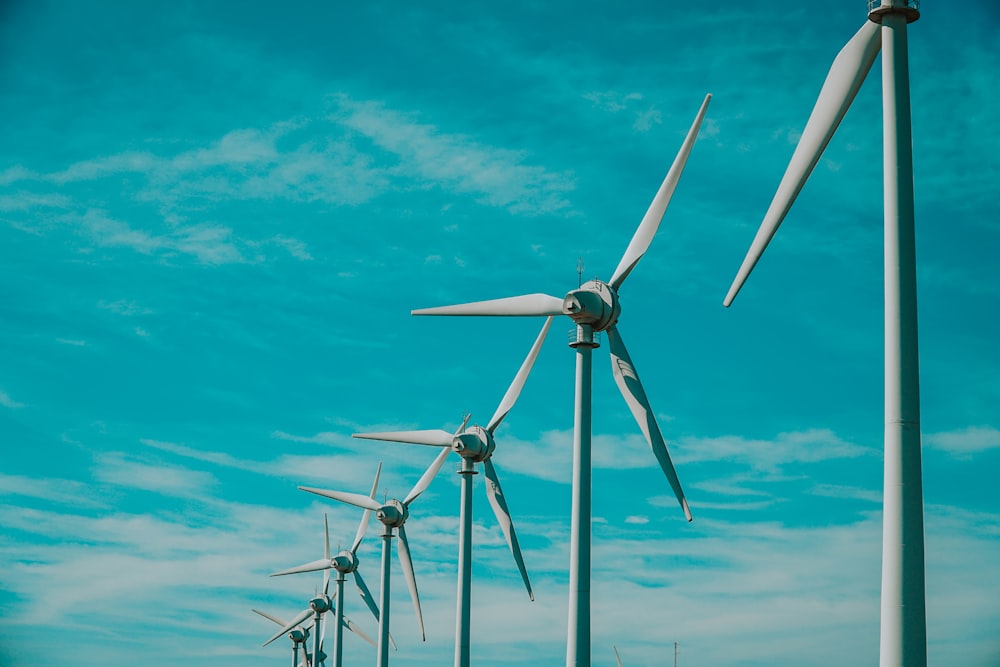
[355,429,454,447]
[724,21,881,307]
[483,457,533,600]
[263,607,314,647]
[298,487,382,512]
[412,293,565,317]
[351,462,381,554]
[610,93,712,290]
[487,316,553,433]
[395,523,425,641]
[403,446,451,507]
[607,325,692,522]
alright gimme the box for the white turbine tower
[412,94,711,667]
[263,514,377,667]
[353,317,552,667]
[270,466,385,667]
[722,2,924,666]
[300,449,451,667]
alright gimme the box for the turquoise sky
[1,2,998,666]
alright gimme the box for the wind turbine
[353,316,552,667]
[271,466,384,667]
[253,608,313,667]
[412,94,711,667]
[300,448,451,667]
[722,3,925,666]
[263,513,378,667]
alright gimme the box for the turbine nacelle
[376,500,408,528]
[452,425,494,462]
[563,280,620,331]
[331,550,358,574]
[288,627,309,644]
[308,595,332,614]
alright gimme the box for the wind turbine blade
[323,514,330,561]
[270,559,334,577]
[607,326,692,522]
[610,93,712,290]
[614,644,623,667]
[263,607,313,647]
[724,21,881,306]
[252,608,288,628]
[487,316,553,433]
[396,524,425,641]
[352,569,381,623]
[483,459,534,600]
[299,486,381,512]
[412,293,564,317]
[342,615,377,648]
[351,462,382,554]
[354,430,453,447]
[323,514,331,595]
[403,447,451,507]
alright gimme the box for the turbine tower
[412,94,711,667]
[353,317,552,667]
[722,2,924,665]
[270,466,384,667]
[300,448,451,667]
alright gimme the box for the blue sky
[1,1,998,665]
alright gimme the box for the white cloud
[91,452,217,497]
[0,390,24,408]
[55,338,87,346]
[583,91,643,113]
[78,209,244,264]
[496,427,874,484]
[333,95,575,215]
[633,107,662,132]
[97,299,153,316]
[925,425,1000,459]
[0,473,104,507]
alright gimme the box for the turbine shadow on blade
[411,93,711,666]
[721,5,927,666]
[300,448,451,667]
[353,316,553,667]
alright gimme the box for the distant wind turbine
[263,514,377,667]
[412,94,711,667]
[722,2,925,665]
[270,467,385,667]
[300,448,451,667]
[253,608,314,667]
[353,316,552,667]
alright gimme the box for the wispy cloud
[92,452,217,497]
[77,209,244,264]
[498,427,875,484]
[97,299,154,316]
[332,95,576,215]
[925,425,1000,459]
[0,389,24,409]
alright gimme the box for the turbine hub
[452,425,494,462]
[288,628,308,643]
[376,499,408,528]
[309,594,332,614]
[563,280,620,331]
[332,550,357,573]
